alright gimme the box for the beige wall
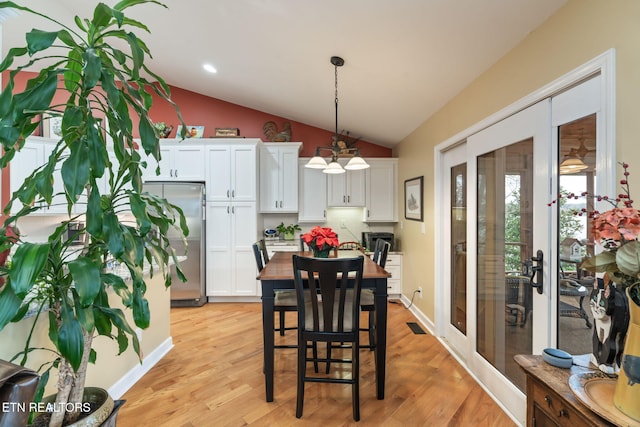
[0,272,170,395]
[394,0,640,320]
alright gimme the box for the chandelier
[305,56,369,174]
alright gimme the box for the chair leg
[325,342,332,374]
[296,338,306,418]
[312,342,319,373]
[279,311,286,336]
[368,311,375,351]
[352,340,360,421]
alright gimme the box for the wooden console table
[515,354,615,426]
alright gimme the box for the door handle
[528,250,544,294]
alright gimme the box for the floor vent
[407,322,426,334]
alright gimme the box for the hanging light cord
[334,62,339,143]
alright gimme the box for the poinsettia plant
[301,226,339,252]
[551,162,640,304]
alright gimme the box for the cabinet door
[232,201,258,296]
[205,202,232,296]
[206,146,232,201]
[346,169,366,206]
[327,168,365,207]
[365,160,397,221]
[259,147,280,212]
[279,148,299,211]
[298,159,327,222]
[231,145,256,201]
[326,172,347,206]
[173,146,205,181]
[10,142,42,214]
[142,146,172,181]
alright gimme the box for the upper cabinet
[326,160,366,207]
[206,140,259,202]
[259,142,301,213]
[10,137,67,214]
[141,140,205,182]
[298,158,327,223]
[364,158,398,222]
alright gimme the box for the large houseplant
[0,1,187,425]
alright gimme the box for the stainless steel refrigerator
[144,182,206,307]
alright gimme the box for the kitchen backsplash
[261,207,395,246]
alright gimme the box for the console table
[515,354,615,426]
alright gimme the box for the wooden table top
[257,250,391,281]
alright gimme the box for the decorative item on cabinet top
[263,121,292,142]
[176,125,205,138]
[215,127,241,137]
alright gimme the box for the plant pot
[614,285,640,421]
[283,231,295,240]
[33,387,115,427]
[312,246,331,258]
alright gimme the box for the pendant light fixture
[305,56,369,174]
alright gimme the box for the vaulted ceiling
[1,0,567,148]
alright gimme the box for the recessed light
[203,63,217,74]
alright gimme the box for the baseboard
[398,294,435,335]
[108,337,174,399]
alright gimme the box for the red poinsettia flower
[301,226,339,250]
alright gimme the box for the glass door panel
[476,139,533,392]
[557,114,598,353]
[451,163,467,334]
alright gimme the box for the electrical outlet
[417,286,423,298]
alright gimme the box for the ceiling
[1,0,567,148]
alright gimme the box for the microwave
[361,232,394,252]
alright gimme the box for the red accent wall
[1,71,391,205]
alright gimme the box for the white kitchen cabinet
[142,141,205,181]
[206,201,258,296]
[364,158,398,222]
[206,141,258,202]
[297,158,327,222]
[10,137,67,214]
[259,142,301,213]
[385,253,403,296]
[326,160,366,207]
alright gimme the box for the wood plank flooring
[117,301,515,426]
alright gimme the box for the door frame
[433,49,616,420]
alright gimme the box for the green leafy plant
[276,222,301,238]
[0,1,187,425]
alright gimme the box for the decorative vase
[614,284,640,421]
[284,231,295,241]
[312,245,331,258]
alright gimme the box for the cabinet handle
[348,195,351,203]
[367,209,370,217]
[169,169,173,178]
[232,190,235,198]
[175,169,178,178]
[227,190,230,198]
[323,210,326,218]
[227,206,230,214]
[232,206,235,214]
[544,395,552,407]
[343,195,346,203]
[279,201,283,208]
[559,408,569,418]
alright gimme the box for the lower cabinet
[206,201,258,296]
[385,254,403,296]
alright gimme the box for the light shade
[323,161,346,174]
[344,156,370,170]
[559,157,588,174]
[305,156,328,169]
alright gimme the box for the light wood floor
[117,301,515,426]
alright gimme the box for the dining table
[257,250,391,402]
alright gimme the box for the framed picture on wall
[404,176,423,221]
[41,112,63,138]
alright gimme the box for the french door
[439,72,611,423]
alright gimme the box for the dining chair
[292,255,364,421]
[253,241,297,341]
[338,241,365,252]
[360,239,390,350]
